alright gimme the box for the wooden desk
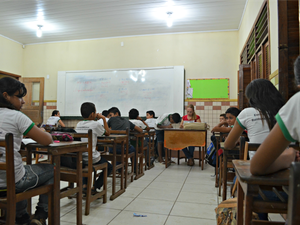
[98,135,127,200]
[26,141,88,225]
[233,160,288,225]
[163,129,207,169]
[220,142,240,201]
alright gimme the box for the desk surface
[233,160,289,186]
[27,141,86,148]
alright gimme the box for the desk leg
[222,152,227,201]
[215,152,219,187]
[76,152,83,225]
[201,147,204,170]
[52,155,60,225]
[135,139,139,179]
[165,148,168,168]
[237,181,243,225]
[244,194,253,225]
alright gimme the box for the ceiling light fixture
[166,12,173,27]
[36,24,43,37]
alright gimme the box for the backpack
[51,132,74,142]
[205,142,216,167]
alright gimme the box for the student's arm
[224,120,244,149]
[26,126,53,145]
[137,116,150,131]
[211,125,231,133]
[97,114,110,136]
[179,119,184,128]
[58,119,66,127]
[196,115,201,123]
[134,125,143,133]
[250,124,294,176]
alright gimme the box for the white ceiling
[0,0,247,45]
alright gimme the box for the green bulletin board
[188,78,229,99]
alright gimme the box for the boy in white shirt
[98,110,110,126]
[46,110,66,127]
[128,108,150,131]
[74,102,113,194]
[145,110,157,129]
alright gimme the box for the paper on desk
[22,138,37,145]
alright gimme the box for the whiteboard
[57,66,184,117]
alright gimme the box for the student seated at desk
[128,108,150,131]
[211,107,241,133]
[108,107,143,169]
[219,113,227,124]
[145,110,157,128]
[155,112,181,163]
[46,110,66,127]
[73,102,112,194]
[224,79,285,159]
[0,77,54,225]
[251,57,300,176]
[179,104,201,166]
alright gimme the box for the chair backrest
[71,129,93,171]
[110,128,129,155]
[0,133,16,204]
[288,162,300,225]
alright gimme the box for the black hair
[146,110,155,118]
[129,108,139,119]
[171,113,181,123]
[220,113,226,118]
[245,78,285,130]
[108,107,121,116]
[80,102,96,118]
[0,77,27,109]
[225,107,241,118]
[102,110,109,117]
[294,56,300,87]
[52,110,59,116]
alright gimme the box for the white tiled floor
[32,160,218,225]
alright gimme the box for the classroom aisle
[46,161,218,225]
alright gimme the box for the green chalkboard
[189,79,229,99]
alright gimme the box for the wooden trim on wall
[0,70,21,78]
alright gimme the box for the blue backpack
[205,142,216,167]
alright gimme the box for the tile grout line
[163,165,193,225]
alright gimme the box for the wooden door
[238,64,251,110]
[19,77,44,125]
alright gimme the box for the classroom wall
[23,31,239,101]
[0,35,23,75]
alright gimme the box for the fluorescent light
[166,12,173,27]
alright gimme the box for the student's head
[146,110,155,119]
[129,108,139,119]
[102,110,109,118]
[108,107,121,117]
[186,104,196,120]
[80,102,96,119]
[0,77,27,110]
[52,110,60,117]
[245,78,285,130]
[170,113,181,123]
[225,107,240,126]
[220,113,226,123]
[294,56,300,88]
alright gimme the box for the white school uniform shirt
[276,92,300,142]
[98,117,109,126]
[145,118,157,129]
[155,113,172,130]
[0,108,35,187]
[236,107,270,159]
[129,119,147,130]
[75,120,106,164]
[46,116,61,126]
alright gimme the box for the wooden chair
[288,162,300,225]
[0,133,53,225]
[60,129,108,216]
[146,129,156,170]
[101,129,134,190]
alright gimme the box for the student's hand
[96,113,105,120]
[137,116,143,121]
[167,124,173,128]
[39,127,46,132]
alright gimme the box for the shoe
[187,158,194,166]
[15,213,30,225]
[30,217,46,225]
